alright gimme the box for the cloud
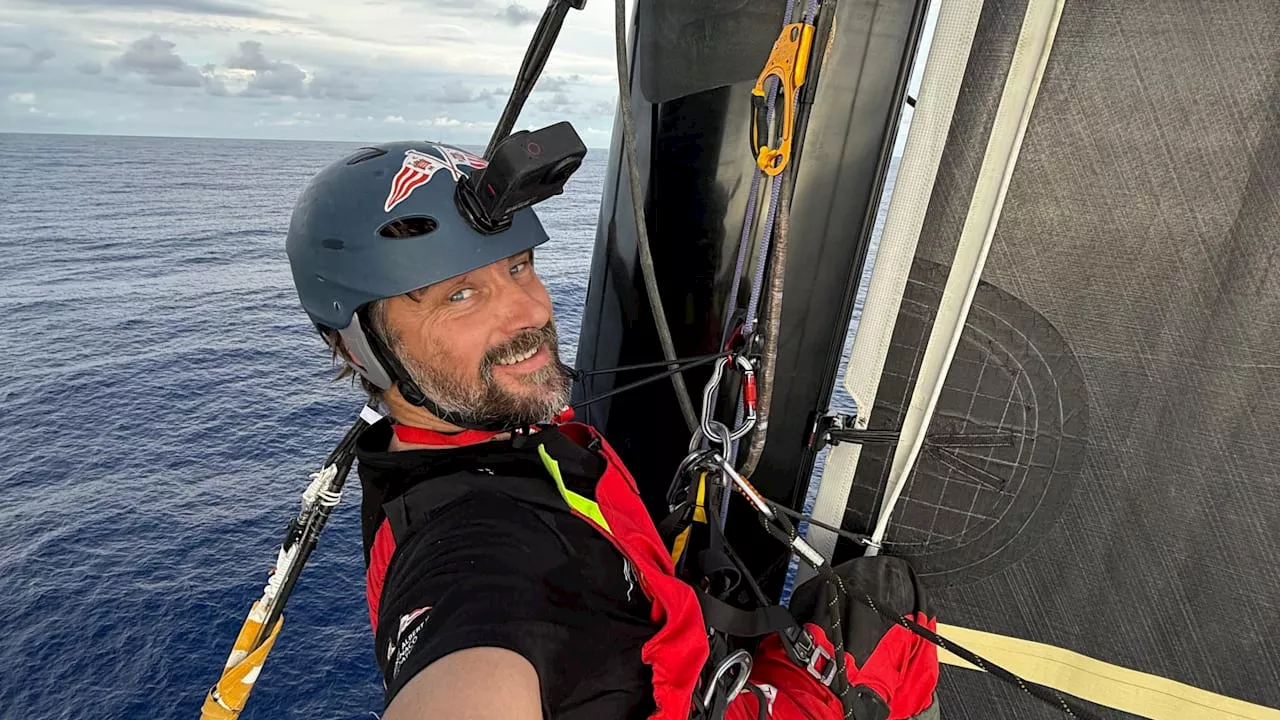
[109,35,240,95]
[536,74,582,93]
[0,43,55,72]
[533,89,575,113]
[110,35,202,87]
[28,0,286,20]
[227,41,302,96]
[436,80,505,107]
[501,3,539,26]
[309,74,375,102]
[225,42,375,101]
[8,92,37,105]
[0,0,619,143]
[417,115,495,131]
[411,0,540,26]
[226,40,272,72]
[202,64,229,95]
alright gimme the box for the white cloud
[422,115,462,128]
[9,92,37,105]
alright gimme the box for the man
[286,140,939,720]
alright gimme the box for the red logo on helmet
[384,146,488,213]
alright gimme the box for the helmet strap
[353,308,521,433]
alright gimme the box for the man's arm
[373,492,579,717]
[382,647,543,720]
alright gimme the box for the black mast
[573,0,930,585]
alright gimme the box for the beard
[392,318,573,429]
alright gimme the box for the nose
[494,270,551,335]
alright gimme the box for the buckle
[805,644,837,687]
[782,626,837,687]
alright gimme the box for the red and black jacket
[356,418,937,720]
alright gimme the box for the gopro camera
[456,121,587,234]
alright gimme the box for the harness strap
[697,591,799,639]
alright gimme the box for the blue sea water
[0,132,887,719]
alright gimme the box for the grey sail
[834,0,1280,717]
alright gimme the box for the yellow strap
[669,473,711,564]
[937,623,1280,720]
[538,445,612,534]
[692,472,708,524]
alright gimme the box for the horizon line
[0,129,612,151]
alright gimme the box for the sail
[818,0,1280,717]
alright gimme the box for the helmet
[286,140,550,403]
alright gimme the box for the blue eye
[449,288,476,302]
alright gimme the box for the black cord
[845,587,1104,720]
[745,497,1106,720]
[571,352,730,411]
[768,502,873,548]
[571,352,730,379]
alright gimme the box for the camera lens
[545,157,582,185]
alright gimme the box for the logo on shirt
[387,606,432,677]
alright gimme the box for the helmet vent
[346,147,388,165]
[378,216,438,239]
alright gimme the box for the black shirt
[355,421,657,719]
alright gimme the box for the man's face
[379,250,572,428]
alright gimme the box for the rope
[749,489,1106,720]
[613,0,700,433]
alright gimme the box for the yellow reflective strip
[538,445,611,534]
[936,623,1280,720]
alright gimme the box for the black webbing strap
[697,590,801,639]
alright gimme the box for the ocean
[0,132,885,719]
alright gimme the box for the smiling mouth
[492,344,549,371]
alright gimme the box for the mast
[573,0,929,580]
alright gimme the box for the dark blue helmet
[286,140,550,394]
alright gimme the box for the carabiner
[701,649,754,711]
[699,355,759,446]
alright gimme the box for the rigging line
[739,487,1107,720]
[571,352,730,378]
[768,501,872,547]
[737,0,830,478]
[704,0,808,460]
[613,0,699,433]
[572,352,729,411]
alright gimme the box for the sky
[0,0,629,145]
[0,0,936,146]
